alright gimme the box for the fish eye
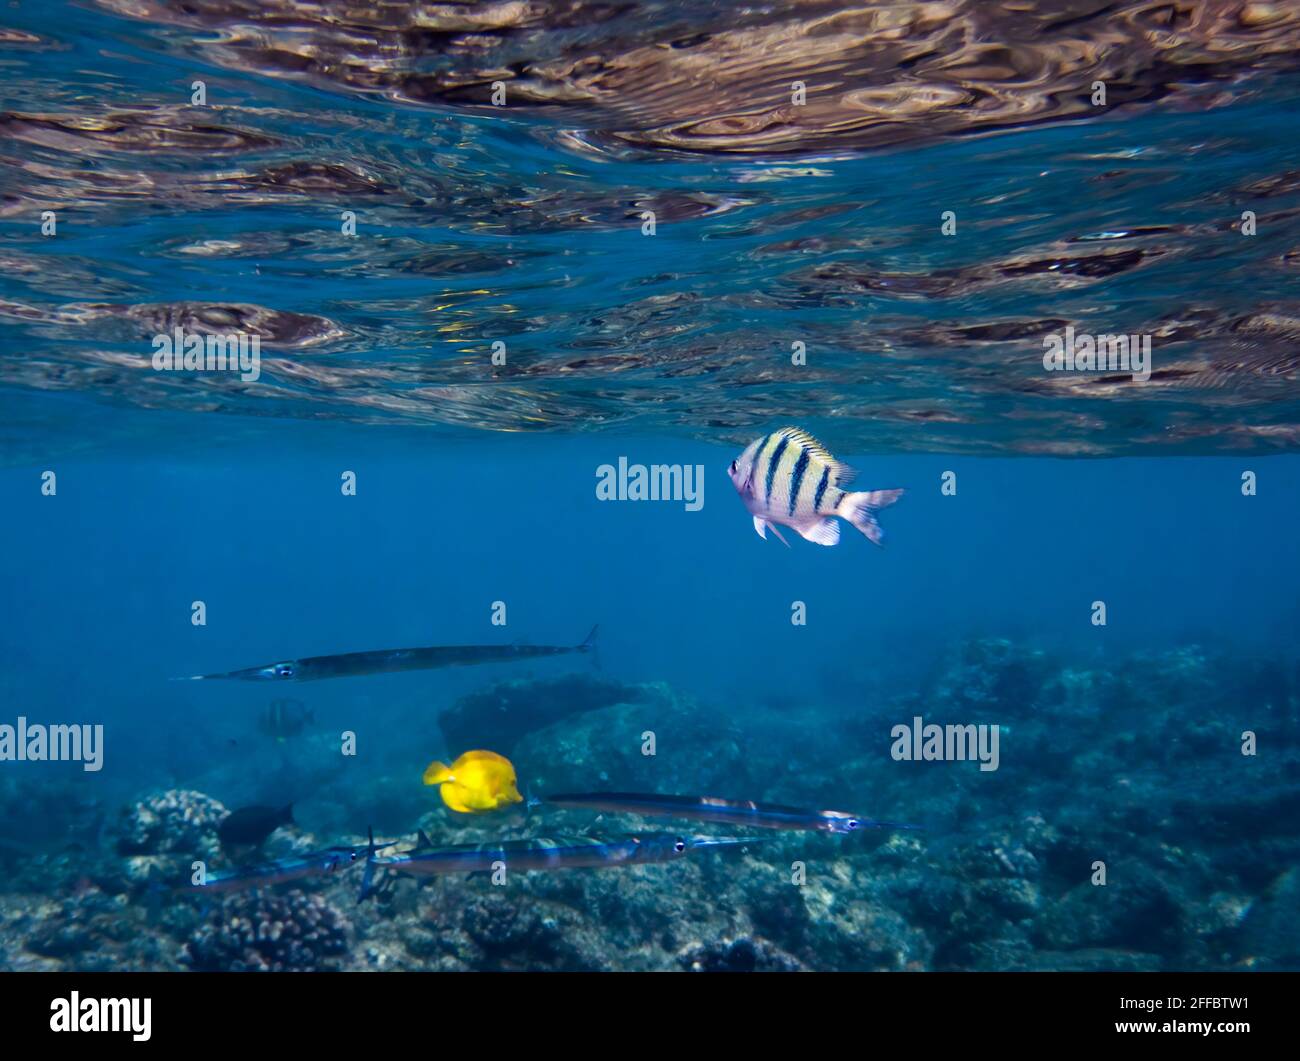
[275,663,294,678]
[729,460,738,473]
[674,840,686,853]
[847,819,860,831]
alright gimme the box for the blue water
[0,1,1298,971]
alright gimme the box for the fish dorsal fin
[775,427,857,485]
[415,829,434,851]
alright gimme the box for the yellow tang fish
[422,749,523,814]
[727,427,903,547]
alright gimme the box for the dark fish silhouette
[217,803,294,847]
[179,626,597,683]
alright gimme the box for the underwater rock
[438,673,646,755]
[513,682,752,795]
[26,912,94,958]
[964,942,1163,972]
[0,776,110,865]
[801,886,931,972]
[928,638,1055,721]
[1100,646,1221,719]
[459,894,596,971]
[679,937,806,972]
[970,877,1040,923]
[6,888,176,971]
[744,872,814,953]
[183,888,351,972]
[1238,867,1300,970]
[1035,866,1182,956]
[404,883,616,972]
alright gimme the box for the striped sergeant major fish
[727,427,902,547]
[188,843,374,893]
[541,792,921,834]
[357,829,756,902]
[177,626,597,682]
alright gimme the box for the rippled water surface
[2,0,1299,455]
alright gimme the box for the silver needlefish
[188,843,372,894]
[357,829,756,901]
[541,792,922,834]
[177,625,597,682]
[728,427,902,547]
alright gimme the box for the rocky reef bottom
[1,640,1297,972]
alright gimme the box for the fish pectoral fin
[440,786,477,814]
[796,517,841,547]
[755,515,793,547]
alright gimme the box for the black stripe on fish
[765,435,789,504]
[813,466,830,512]
[788,447,810,516]
[751,434,770,487]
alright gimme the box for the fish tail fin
[838,488,903,546]
[422,761,452,786]
[357,826,379,905]
[578,624,600,670]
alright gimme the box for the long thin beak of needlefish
[689,836,767,850]
[171,666,266,681]
[862,819,926,832]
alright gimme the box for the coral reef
[183,889,351,972]
[113,789,227,887]
[1,643,1297,971]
